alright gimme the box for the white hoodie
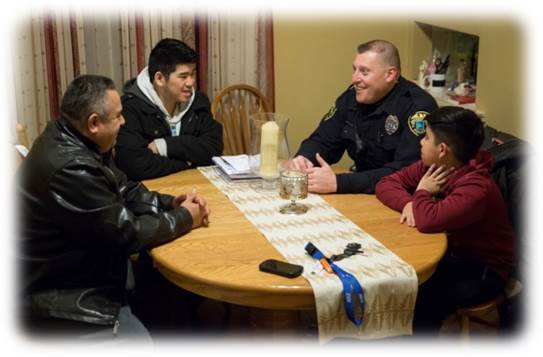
[136,67,195,157]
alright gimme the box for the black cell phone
[259,259,303,278]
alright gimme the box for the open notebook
[212,155,261,180]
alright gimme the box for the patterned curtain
[258,14,275,111]
[13,15,53,145]
[207,12,275,110]
[12,11,274,145]
[12,11,197,145]
[139,10,196,64]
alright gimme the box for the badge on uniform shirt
[384,115,399,135]
[408,111,429,136]
[322,105,337,121]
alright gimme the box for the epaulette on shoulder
[407,83,434,104]
[336,85,355,103]
[340,84,354,97]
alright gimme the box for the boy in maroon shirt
[376,106,515,334]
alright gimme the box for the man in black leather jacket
[17,75,210,340]
[115,38,223,181]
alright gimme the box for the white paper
[212,155,261,180]
[222,155,253,173]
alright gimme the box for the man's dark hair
[148,38,198,83]
[357,39,401,73]
[60,75,116,126]
[426,106,485,163]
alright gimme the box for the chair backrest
[16,123,30,149]
[481,125,527,280]
[14,123,31,166]
[481,126,525,237]
[211,84,270,155]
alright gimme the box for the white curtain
[140,10,196,63]
[80,16,125,88]
[13,15,52,144]
[207,14,260,99]
[12,11,197,146]
[81,11,195,91]
[11,12,271,146]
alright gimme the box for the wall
[409,18,523,138]
[274,17,524,169]
[273,17,413,168]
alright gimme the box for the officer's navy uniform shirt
[296,76,438,193]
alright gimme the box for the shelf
[429,90,485,118]
[411,80,484,118]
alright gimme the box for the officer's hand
[289,155,314,172]
[306,153,337,193]
[400,202,416,227]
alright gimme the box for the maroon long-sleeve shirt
[375,150,515,281]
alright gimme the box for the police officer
[290,39,438,194]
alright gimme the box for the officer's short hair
[60,74,116,126]
[426,106,485,164]
[357,39,401,73]
[148,38,198,83]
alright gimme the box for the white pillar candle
[259,121,279,179]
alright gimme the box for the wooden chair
[211,84,270,155]
[14,123,30,166]
[16,123,30,149]
[454,294,505,338]
[442,277,523,338]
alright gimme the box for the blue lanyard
[305,242,365,326]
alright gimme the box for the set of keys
[309,242,364,275]
[330,242,364,262]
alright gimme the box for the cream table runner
[199,166,418,343]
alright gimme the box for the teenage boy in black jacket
[115,38,223,181]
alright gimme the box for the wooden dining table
[143,168,447,330]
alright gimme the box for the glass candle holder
[249,113,291,191]
[279,169,309,215]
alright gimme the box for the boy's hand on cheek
[416,164,455,195]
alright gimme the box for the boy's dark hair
[60,75,116,126]
[426,106,485,163]
[148,38,198,83]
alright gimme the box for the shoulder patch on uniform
[408,111,428,136]
[322,105,337,121]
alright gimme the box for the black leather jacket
[115,79,223,181]
[17,118,193,325]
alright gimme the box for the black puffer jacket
[18,118,193,325]
[481,125,528,277]
[115,79,223,181]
